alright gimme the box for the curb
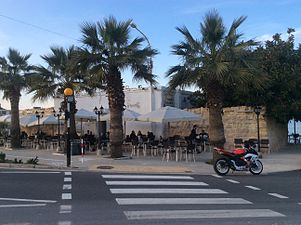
[89,164,194,173]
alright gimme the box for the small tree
[27,46,85,140]
[75,16,158,158]
[166,10,262,159]
[256,29,301,123]
[0,48,33,148]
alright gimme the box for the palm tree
[166,10,262,155]
[27,46,86,140]
[0,48,32,148]
[76,16,158,158]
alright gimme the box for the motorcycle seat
[232,148,246,155]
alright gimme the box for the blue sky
[0,0,301,109]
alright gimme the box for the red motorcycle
[213,145,263,176]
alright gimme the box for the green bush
[0,152,6,162]
[26,156,39,165]
[13,158,23,164]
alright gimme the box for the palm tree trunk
[107,66,125,158]
[9,93,21,148]
[207,83,226,162]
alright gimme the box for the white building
[54,86,193,114]
[53,86,193,137]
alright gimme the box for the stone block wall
[222,106,268,150]
[169,106,286,152]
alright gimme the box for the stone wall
[169,106,286,152]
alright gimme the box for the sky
[0,0,301,110]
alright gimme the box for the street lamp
[130,22,153,75]
[64,87,74,167]
[53,108,63,152]
[35,109,44,149]
[254,106,262,152]
[94,106,104,151]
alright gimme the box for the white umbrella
[0,114,11,123]
[123,109,140,121]
[75,109,97,120]
[137,106,201,123]
[20,115,38,127]
[122,109,141,135]
[100,109,140,121]
[75,109,99,136]
[27,115,63,127]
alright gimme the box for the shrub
[26,156,39,165]
[13,158,23,164]
[0,152,5,162]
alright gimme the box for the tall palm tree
[27,46,87,140]
[76,16,158,158]
[0,48,32,148]
[166,10,262,154]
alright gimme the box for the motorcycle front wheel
[214,158,230,176]
[249,160,263,175]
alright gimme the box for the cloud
[255,34,274,43]
[294,27,301,38]
[254,27,301,45]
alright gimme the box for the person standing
[199,129,209,152]
[189,125,198,142]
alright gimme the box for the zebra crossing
[102,174,285,221]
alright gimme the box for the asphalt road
[0,168,300,225]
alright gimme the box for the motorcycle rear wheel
[214,158,230,176]
[249,160,263,175]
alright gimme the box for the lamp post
[94,106,104,151]
[64,88,74,167]
[53,108,63,152]
[254,106,262,152]
[35,110,44,149]
[130,23,153,74]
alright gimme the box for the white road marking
[1,223,32,225]
[64,172,72,176]
[58,221,71,225]
[124,209,285,220]
[245,185,261,191]
[116,198,252,205]
[268,193,289,199]
[102,175,194,180]
[62,193,72,200]
[64,177,72,182]
[63,184,72,190]
[0,171,60,174]
[110,188,227,194]
[106,181,208,186]
[0,203,46,208]
[298,203,301,205]
[212,174,222,178]
[0,197,56,203]
[59,205,72,214]
[227,179,240,184]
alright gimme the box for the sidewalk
[0,146,301,175]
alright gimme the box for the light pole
[35,110,44,149]
[64,88,74,167]
[53,108,63,152]
[94,106,104,151]
[254,106,262,152]
[130,22,153,74]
